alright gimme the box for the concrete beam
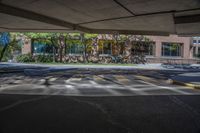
[112,0,135,15]
[175,14,200,24]
[88,29,170,36]
[0,26,71,32]
[0,3,75,29]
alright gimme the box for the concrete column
[190,47,194,58]
[155,41,161,58]
[183,40,191,59]
[21,39,32,54]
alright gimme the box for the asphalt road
[0,94,200,133]
[1,65,200,133]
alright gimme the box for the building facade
[145,35,195,64]
[192,37,200,58]
[22,34,200,64]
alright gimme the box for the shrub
[34,54,53,63]
[16,53,35,62]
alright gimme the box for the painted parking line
[49,77,57,82]
[0,73,199,96]
[65,77,82,83]
[113,75,130,84]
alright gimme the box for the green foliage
[16,53,35,62]
[66,39,82,45]
[84,33,98,39]
[16,54,53,63]
[34,54,53,63]
[0,32,22,62]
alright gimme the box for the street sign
[0,32,10,45]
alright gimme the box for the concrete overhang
[0,0,200,36]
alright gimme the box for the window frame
[161,42,183,57]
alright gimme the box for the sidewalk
[0,62,188,71]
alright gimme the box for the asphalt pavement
[1,94,200,133]
[1,63,200,133]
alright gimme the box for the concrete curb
[170,79,200,89]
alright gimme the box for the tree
[0,32,20,62]
[23,32,71,63]
[82,33,98,62]
[125,35,151,64]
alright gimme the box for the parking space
[1,73,200,96]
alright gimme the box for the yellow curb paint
[172,80,200,89]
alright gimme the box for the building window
[193,40,197,44]
[99,42,112,55]
[198,47,200,54]
[68,44,83,54]
[103,43,112,54]
[161,42,182,57]
[198,40,200,44]
[193,47,196,57]
[33,43,53,54]
[144,42,155,56]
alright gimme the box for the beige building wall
[21,35,199,64]
[21,39,32,54]
[147,34,192,59]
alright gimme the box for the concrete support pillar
[155,41,161,58]
[190,47,194,58]
[183,41,190,59]
[21,39,32,54]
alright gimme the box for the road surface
[1,65,200,133]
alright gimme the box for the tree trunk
[59,46,63,63]
[64,37,67,55]
[0,44,9,62]
[58,38,62,63]
[80,33,87,63]
[52,46,56,62]
[50,38,56,63]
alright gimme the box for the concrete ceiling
[0,0,200,36]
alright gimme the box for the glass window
[68,44,83,54]
[162,42,182,57]
[193,40,197,44]
[198,47,200,54]
[99,42,112,55]
[144,42,155,56]
[103,43,112,54]
[119,43,125,55]
[33,43,53,54]
[198,40,200,44]
[193,47,196,57]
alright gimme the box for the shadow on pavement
[0,94,200,133]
